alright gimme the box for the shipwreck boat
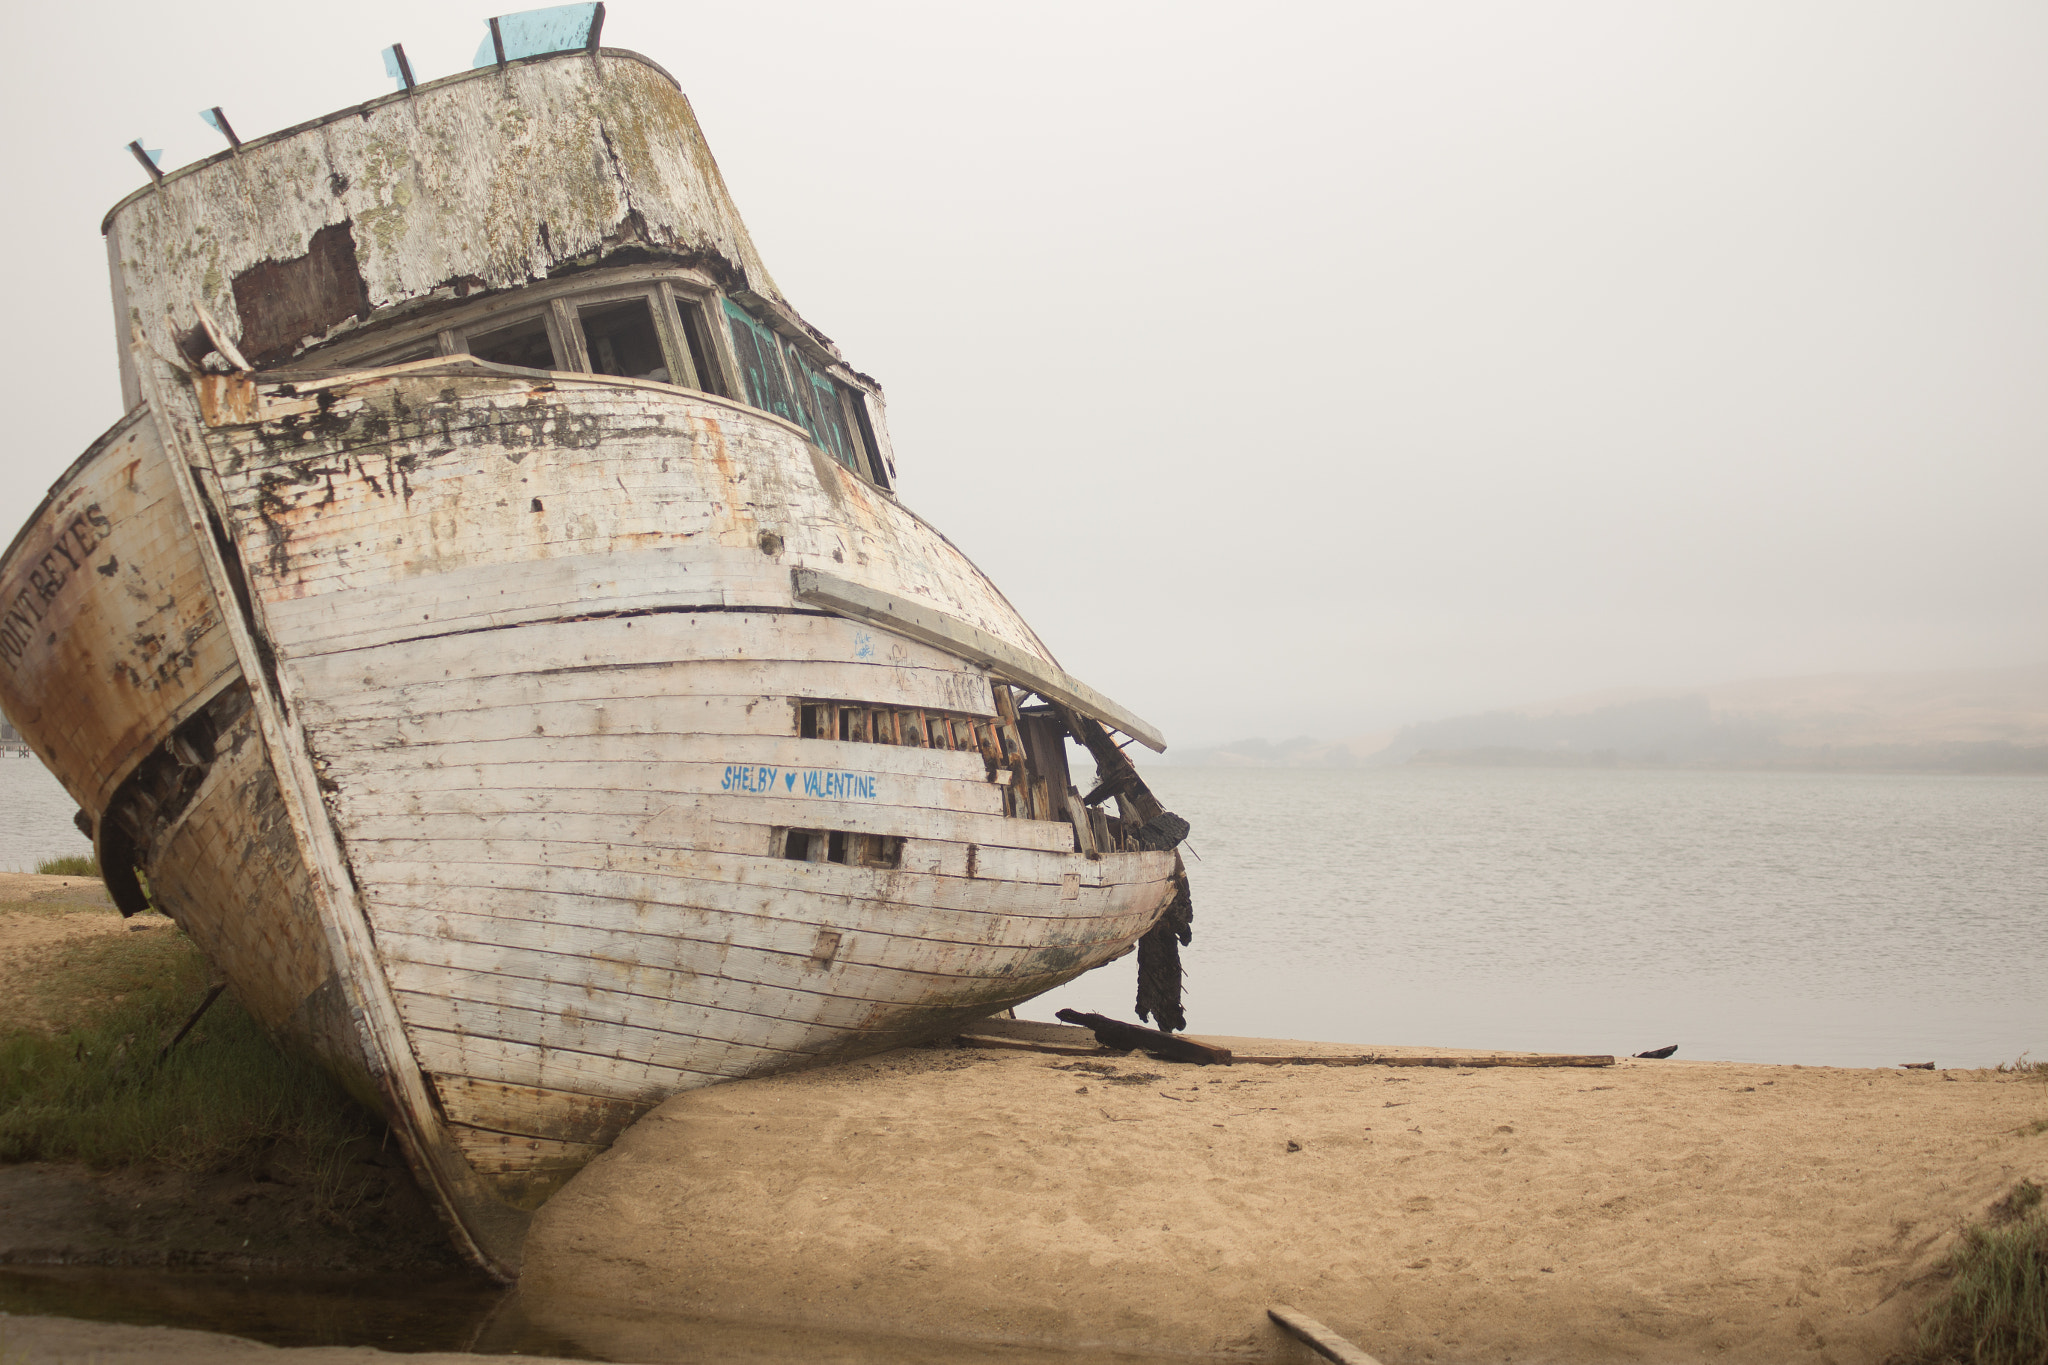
[0,7,1190,1278]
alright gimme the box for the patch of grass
[1915,1184,2048,1365]
[0,926,380,1208]
[32,853,98,878]
[1996,1053,2044,1076]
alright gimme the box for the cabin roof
[101,45,804,405]
[100,48,681,233]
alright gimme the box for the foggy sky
[4,2,2044,749]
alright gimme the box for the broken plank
[1054,1010,1232,1065]
[1268,1305,1384,1365]
[1232,1052,1616,1069]
[793,568,1166,752]
[952,1034,1111,1058]
[295,656,996,731]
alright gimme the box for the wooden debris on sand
[956,1018,1614,1068]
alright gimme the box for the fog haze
[5,2,2043,748]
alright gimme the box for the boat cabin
[101,4,896,491]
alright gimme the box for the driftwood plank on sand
[954,1023,1614,1068]
[1268,1304,1385,1365]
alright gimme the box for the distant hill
[1168,667,2048,772]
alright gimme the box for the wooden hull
[0,362,1177,1277]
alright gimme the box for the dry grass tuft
[0,922,382,1219]
[1914,1182,2048,1365]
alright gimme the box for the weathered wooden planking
[204,375,1057,664]
[325,756,1007,819]
[259,550,769,656]
[287,609,981,694]
[370,902,1145,1006]
[445,1123,606,1170]
[409,1029,711,1101]
[362,895,1153,992]
[357,845,1163,924]
[401,993,802,1079]
[319,730,996,786]
[295,656,996,732]
[430,1076,654,1146]
[315,693,799,751]
[344,828,1166,891]
[396,977,1082,1087]
[0,410,239,816]
[896,839,1173,887]
[346,824,779,867]
[387,955,884,1062]
[385,964,1095,1087]
[333,789,1078,853]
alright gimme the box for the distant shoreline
[1401,742,2048,774]
[1164,742,2048,774]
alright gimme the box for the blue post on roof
[471,3,605,69]
[382,43,417,92]
[126,141,164,184]
[198,107,241,149]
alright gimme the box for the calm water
[1039,764,2048,1070]
[0,755,91,871]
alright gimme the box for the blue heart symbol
[784,772,796,790]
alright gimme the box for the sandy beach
[518,1027,2047,1363]
[2,1035,2042,1363]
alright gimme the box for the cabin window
[576,297,670,383]
[723,301,800,424]
[783,344,864,474]
[464,313,559,370]
[843,387,889,490]
[671,295,727,396]
[724,301,880,480]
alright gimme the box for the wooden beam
[1268,1305,1383,1365]
[1233,1052,1616,1069]
[1054,1009,1231,1065]
[791,569,1166,753]
[127,141,163,185]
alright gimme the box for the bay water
[0,755,93,873]
[1038,764,2047,1070]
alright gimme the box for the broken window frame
[560,285,682,385]
[254,262,891,490]
[720,300,886,487]
[450,306,571,372]
[658,282,731,398]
